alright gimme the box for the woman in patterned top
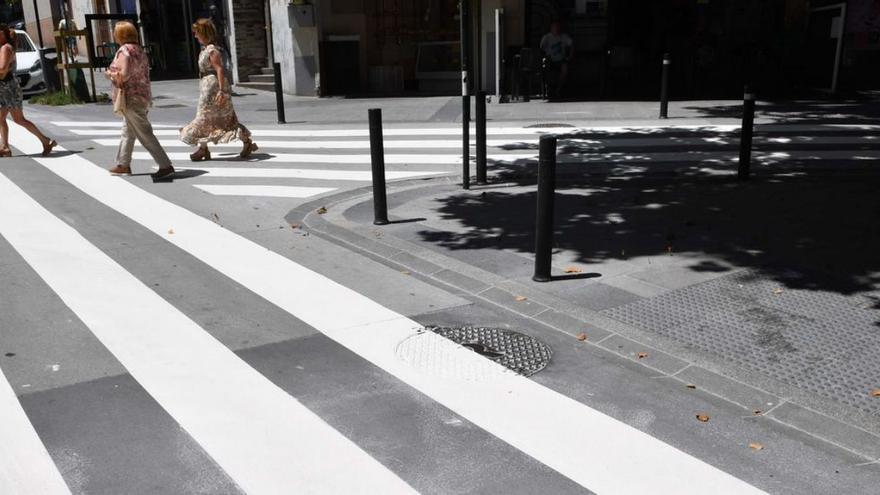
[0,24,56,157]
[106,21,174,179]
[180,18,256,162]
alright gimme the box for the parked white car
[13,30,48,96]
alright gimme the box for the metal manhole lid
[395,326,552,381]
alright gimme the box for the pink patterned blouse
[109,43,151,109]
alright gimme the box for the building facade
[22,0,880,98]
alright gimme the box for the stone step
[248,73,275,84]
[236,81,274,92]
[260,67,274,75]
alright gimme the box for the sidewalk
[288,164,880,462]
[40,77,880,128]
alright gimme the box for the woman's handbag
[113,88,126,116]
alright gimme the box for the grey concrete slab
[673,366,781,413]
[20,374,242,495]
[539,281,645,312]
[431,269,492,294]
[768,403,880,461]
[599,273,670,298]
[598,334,690,375]
[532,310,614,342]
[390,251,445,275]
[479,287,550,317]
[237,334,590,495]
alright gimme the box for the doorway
[806,3,846,93]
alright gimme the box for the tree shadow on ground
[419,167,880,302]
[683,99,880,124]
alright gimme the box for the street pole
[659,53,670,119]
[33,0,45,50]
[738,85,756,181]
[273,62,286,124]
[369,109,389,225]
[476,91,487,184]
[533,136,557,283]
[460,0,471,190]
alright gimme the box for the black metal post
[533,136,557,283]
[273,62,286,124]
[738,85,756,181]
[369,109,389,225]
[32,0,45,49]
[460,0,472,189]
[476,91,488,184]
[659,53,670,119]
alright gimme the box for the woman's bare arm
[209,48,228,104]
[0,45,13,79]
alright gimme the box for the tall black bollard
[368,109,389,225]
[460,0,472,190]
[533,136,557,283]
[273,62,286,124]
[738,85,756,181]
[659,53,670,119]
[476,91,488,184]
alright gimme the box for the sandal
[189,147,211,162]
[41,139,57,157]
[239,140,258,159]
[0,148,11,157]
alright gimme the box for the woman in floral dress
[181,18,256,161]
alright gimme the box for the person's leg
[0,108,10,154]
[10,108,55,155]
[114,112,136,170]
[238,124,257,158]
[126,105,173,170]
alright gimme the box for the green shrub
[29,91,82,106]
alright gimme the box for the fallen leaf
[564,267,582,274]
[316,206,328,214]
[686,384,697,389]
[637,352,649,359]
[696,414,710,423]
[289,223,301,229]
[749,442,764,451]
[514,296,528,302]
[871,389,880,398]
[211,213,220,222]
[167,228,174,235]
[753,410,763,415]
[773,288,784,295]
[575,333,588,342]
[401,271,411,275]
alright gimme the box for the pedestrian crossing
[0,120,775,494]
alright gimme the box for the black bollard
[738,85,756,181]
[476,91,488,184]
[460,0,472,190]
[659,53,670,119]
[368,109,389,225]
[273,62,286,124]
[533,136,557,283]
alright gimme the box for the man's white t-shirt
[540,33,573,63]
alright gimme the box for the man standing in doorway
[539,21,573,99]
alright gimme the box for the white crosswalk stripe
[0,120,778,494]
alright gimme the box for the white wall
[269,0,319,96]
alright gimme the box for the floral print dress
[179,44,251,145]
[0,47,22,110]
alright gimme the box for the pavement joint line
[291,159,880,459]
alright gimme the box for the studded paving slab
[602,269,880,416]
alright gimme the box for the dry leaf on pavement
[564,267,582,274]
[576,333,588,342]
[753,410,763,415]
[514,296,528,302]
[696,414,710,423]
[749,443,764,451]
[773,288,784,295]
[167,229,174,235]
[401,271,411,275]
[637,352,649,359]
[316,206,328,214]
[686,384,697,389]
[871,389,880,398]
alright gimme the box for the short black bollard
[368,109,389,225]
[533,136,557,283]
[462,97,471,189]
[273,62,286,124]
[476,91,488,184]
[738,85,756,181]
[659,53,670,119]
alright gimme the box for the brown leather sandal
[239,140,258,159]
[0,148,11,157]
[41,139,57,157]
[189,147,211,161]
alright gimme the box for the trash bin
[39,49,61,92]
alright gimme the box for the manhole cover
[427,326,552,377]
